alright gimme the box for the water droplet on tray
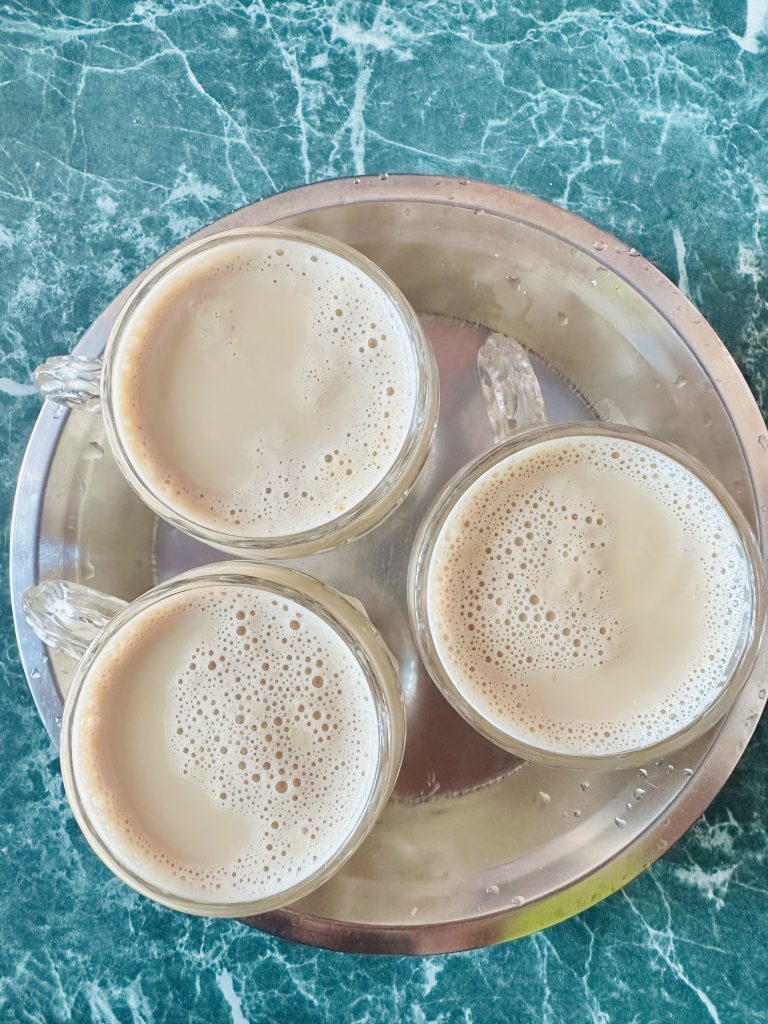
[510,895,525,908]
[592,240,607,251]
[682,768,693,778]
[615,816,627,829]
[628,247,641,257]
[410,906,418,917]
[30,668,41,680]
[634,787,646,799]
[558,312,569,327]
[82,441,104,461]
[485,884,500,896]
[673,375,687,389]
[573,808,582,819]
[378,172,389,180]
[536,790,551,808]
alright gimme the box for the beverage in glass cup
[24,564,404,914]
[409,336,765,769]
[35,227,439,558]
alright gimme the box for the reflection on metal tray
[10,175,768,955]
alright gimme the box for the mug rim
[408,422,767,771]
[101,226,439,559]
[60,561,405,917]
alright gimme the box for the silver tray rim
[10,173,768,955]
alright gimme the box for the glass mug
[409,334,766,770]
[24,563,405,916]
[34,226,439,559]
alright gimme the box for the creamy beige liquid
[112,234,417,538]
[71,582,380,903]
[427,436,753,756]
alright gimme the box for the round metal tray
[10,175,768,955]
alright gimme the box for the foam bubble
[71,582,380,903]
[112,235,417,538]
[427,435,754,756]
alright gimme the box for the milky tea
[425,435,756,759]
[110,231,420,543]
[68,579,383,906]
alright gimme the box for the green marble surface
[2,2,768,1021]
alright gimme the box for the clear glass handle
[23,580,127,659]
[33,355,103,412]
[339,591,401,677]
[478,333,548,443]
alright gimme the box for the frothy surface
[427,435,753,757]
[112,234,417,538]
[72,582,380,903]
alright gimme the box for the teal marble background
[2,2,767,1021]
